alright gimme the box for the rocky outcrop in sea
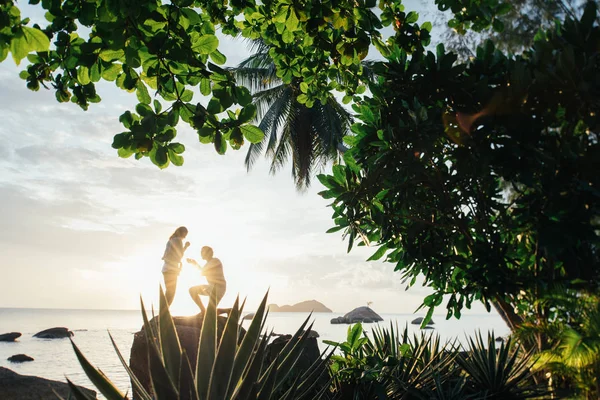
[0,332,21,342]
[330,306,384,324]
[33,327,73,339]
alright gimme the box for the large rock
[0,332,21,342]
[411,317,435,326]
[0,367,96,399]
[262,334,326,397]
[268,300,332,313]
[7,354,34,363]
[33,327,73,339]
[129,314,239,399]
[330,307,383,324]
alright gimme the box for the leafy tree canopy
[318,2,599,327]
[1,0,507,168]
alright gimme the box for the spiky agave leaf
[227,291,270,397]
[207,297,241,399]
[108,331,152,400]
[159,286,183,390]
[65,378,97,400]
[69,339,127,399]
[195,288,218,398]
[142,297,178,400]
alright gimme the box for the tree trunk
[491,297,524,333]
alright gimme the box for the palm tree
[231,40,353,190]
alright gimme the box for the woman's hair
[170,226,188,240]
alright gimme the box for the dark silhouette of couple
[161,226,226,313]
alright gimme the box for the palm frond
[244,87,293,172]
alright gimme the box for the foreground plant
[458,333,544,399]
[61,289,331,400]
[326,323,459,399]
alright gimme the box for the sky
[0,1,494,317]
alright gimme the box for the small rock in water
[0,332,22,342]
[411,317,435,325]
[8,354,34,363]
[33,327,73,339]
[242,312,255,321]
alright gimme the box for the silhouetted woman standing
[162,226,190,306]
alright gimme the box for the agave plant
[61,289,332,400]
[325,323,460,399]
[457,332,545,399]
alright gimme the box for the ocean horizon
[0,307,509,398]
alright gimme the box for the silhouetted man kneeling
[187,246,226,313]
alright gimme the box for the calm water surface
[0,308,509,398]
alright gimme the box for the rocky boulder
[33,327,73,339]
[262,333,326,397]
[330,307,384,324]
[0,367,96,399]
[7,354,34,363]
[0,332,21,342]
[129,314,239,398]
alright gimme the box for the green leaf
[492,19,505,32]
[150,146,169,168]
[200,78,211,96]
[10,27,50,65]
[282,29,294,44]
[77,66,91,85]
[119,112,133,128]
[234,86,252,106]
[192,34,219,54]
[367,245,387,261]
[102,63,122,81]
[117,147,134,158]
[207,98,224,114]
[180,89,193,102]
[153,99,162,113]
[169,143,185,154]
[0,45,8,63]
[136,81,151,104]
[421,21,432,32]
[240,124,264,144]
[210,49,226,65]
[99,49,125,62]
[237,104,256,124]
[286,9,299,31]
[348,323,362,347]
[168,148,184,166]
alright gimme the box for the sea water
[0,308,509,398]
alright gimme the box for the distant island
[268,300,332,313]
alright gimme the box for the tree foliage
[318,2,599,327]
[1,0,510,167]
